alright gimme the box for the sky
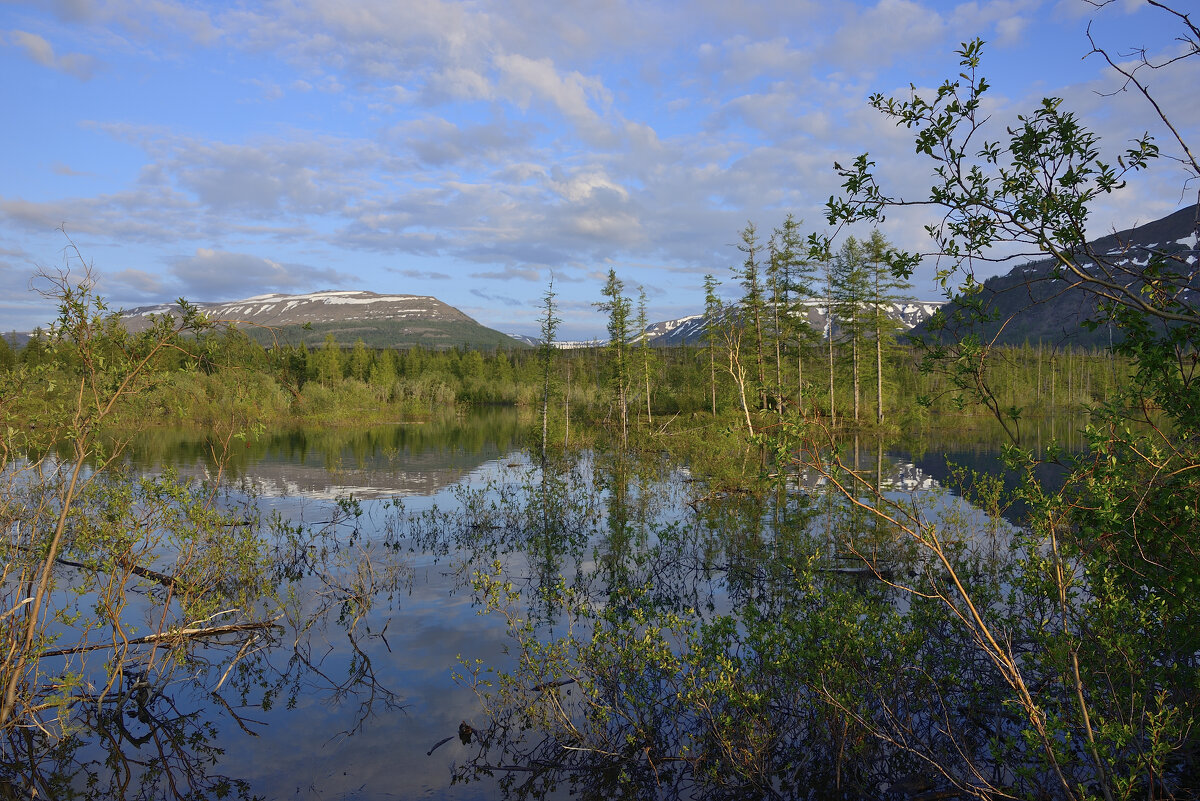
[1,0,1196,340]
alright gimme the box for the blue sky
[1,0,1196,339]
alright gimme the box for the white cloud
[949,0,1043,45]
[424,68,493,103]
[496,53,614,139]
[548,168,629,203]
[993,15,1028,46]
[170,248,353,299]
[827,0,947,72]
[395,117,533,167]
[106,267,166,297]
[7,29,97,79]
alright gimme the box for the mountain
[642,314,707,346]
[504,333,602,349]
[505,333,541,347]
[2,332,31,349]
[643,299,942,347]
[911,205,1200,347]
[120,289,524,349]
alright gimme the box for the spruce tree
[772,214,820,415]
[703,274,722,416]
[863,229,910,425]
[635,286,653,426]
[734,222,767,409]
[831,236,870,422]
[538,277,560,461]
[595,269,631,447]
[349,338,370,382]
[0,335,14,372]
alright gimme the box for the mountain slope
[121,289,523,349]
[911,205,1200,347]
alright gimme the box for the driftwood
[38,620,280,658]
[9,543,185,591]
[54,555,180,590]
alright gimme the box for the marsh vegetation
[1,5,1198,798]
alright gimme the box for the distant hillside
[644,299,941,347]
[120,290,524,350]
[911,205,1200,347]
[505,333,602,349]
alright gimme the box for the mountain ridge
[120,289,523,350]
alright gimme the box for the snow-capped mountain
[643,300,942,346]
[122,289,471,330]
[120,289,520,349]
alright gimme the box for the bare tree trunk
[723,325,755,436]
[710,346,717,415]
[542,380,549,461]
[619,382,627,449]
[876,309,884,425]
[797,349,804,416]
[644,355,652,426]
[773,301,783,417]
[828,309,836,427]
[852,335,860,422]
[731,355,755,436]
[753,305,766,410]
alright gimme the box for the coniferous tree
[635,286,653,426]
[0,335,14,372]
[20,329,47,368]
[703,274,722,416]
[775,215,820,414]
[735,222,767,410]
[538,277,560,461]
[295,341,310,387]
[832,236,870,422]
[863,229,911,425]
[595,269,631,448]
[369,348,397,396]
[313,333,342,386]
[767,233,785,416]
[349,338,371,382]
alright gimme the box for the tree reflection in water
[0,469,410,800]
[0,432,1124,799]
[431,445,1086,800]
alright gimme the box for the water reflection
[6,409,1075,799]
[126,407,525,499]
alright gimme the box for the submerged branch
[38,620,281,658]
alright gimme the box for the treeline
[1,293,1123,436]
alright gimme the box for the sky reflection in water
[110,409,1053,799]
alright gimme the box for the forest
[0,274,1129,438]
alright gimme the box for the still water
[35,408,1080,799]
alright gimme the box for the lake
[15,408,1086,799]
